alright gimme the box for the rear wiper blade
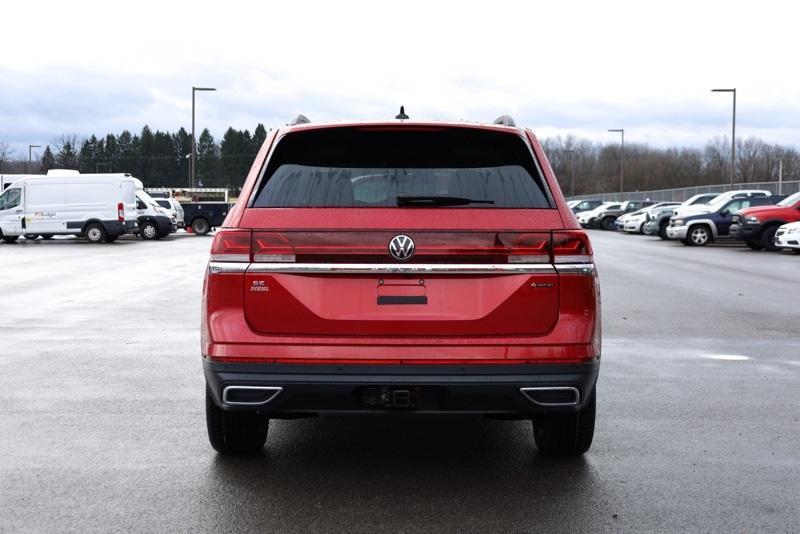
[396,195,495,207]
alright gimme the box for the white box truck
[0,171,138,243]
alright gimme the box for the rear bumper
[204,360,600,416]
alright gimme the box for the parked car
[0,170,138,243]
[596,200,654,231]
[202,115,601,456]
[643,194,719,239]
[774,221,800,254]
[576,202,620,229]
[181,202,231,235]
[667,192,783,246]
[155,198,186,229]
[729,191,800,251]
[571,199,604,214]
[622,202,679,233]
[135,189,174,240]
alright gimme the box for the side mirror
[720,209,729,216]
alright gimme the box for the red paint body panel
[203,121,600,366]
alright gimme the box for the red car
[202,115,601,456]
[731,191,800,250]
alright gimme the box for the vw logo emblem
[388,234,415,261]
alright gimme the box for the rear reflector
[552,231,593,263]
[210,230,251,262]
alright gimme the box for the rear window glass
[252,127,553,208]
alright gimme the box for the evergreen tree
[40,146,56,173]
[252,123,267,153]
[78,135,99,173]
[55,140,79,169]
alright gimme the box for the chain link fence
[568,180,800,202]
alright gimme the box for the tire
[24,233,39,240]
[533,390,596,456]
[601,217,616,231]
[793,249,800,255]
[205,388,269,454]
[2,235,19,243]
[40,234,54,240]
[104,234,119,243]
[85,223,106,243]
[140,220,159,240]
[658,220,670,240]
[686,224,711,246]
[760,225,781,252]
[192,218,211,235]
[745,240,764,251]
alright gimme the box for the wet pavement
[1,231,798,532]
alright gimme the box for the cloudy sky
[2,0,799,156]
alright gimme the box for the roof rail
[288,114,311,126]
[493,115,516,127]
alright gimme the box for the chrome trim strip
[208,262,249,274]
[554,263,596,276]
[519,386,581,407]
[245,263,559,274]
[222,386,284,407]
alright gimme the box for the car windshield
[778,192,800,206]
[252,127,553,208]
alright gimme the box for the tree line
[1,128,799,195]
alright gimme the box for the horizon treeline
[1,127,799,195]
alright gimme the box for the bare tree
[0,140,13,173]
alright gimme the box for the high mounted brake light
[552,231,593,263]
[210,230,251,262]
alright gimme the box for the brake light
[210,230,252,262]
[117,202,124,222]
[552,231,593,263]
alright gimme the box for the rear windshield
[251,127,553,208]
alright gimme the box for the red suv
[202,116,601,456]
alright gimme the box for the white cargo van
[0,171,138,243]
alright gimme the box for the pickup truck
[180,202,232,235]
[667,192,784,246]
[729,191,800,251]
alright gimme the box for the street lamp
[608,129,624,196]
[711,88,736,190]
[192,86,216,189]
[564,149,576,197]
[28,144,41,173]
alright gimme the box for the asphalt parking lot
[1,231,798,532]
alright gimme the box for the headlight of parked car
[787,228,800,234]
[746,216,760,223]
[673,218,684,226]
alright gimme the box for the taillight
[252,232,296,262]
[117,202,124,222]
[210,230,252,262]
[507,233,551,263]
[552,231,593,263]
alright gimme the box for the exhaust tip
[222,386,283,406]
[520,386,580,407]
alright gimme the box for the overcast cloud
[2,0,800,156]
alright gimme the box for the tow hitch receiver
[361,386,421,408]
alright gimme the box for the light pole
[711,88,736,190]
[608,129,624,196]
[192,86,216,189]
[28,144,41,173]
[564,149,576,197]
